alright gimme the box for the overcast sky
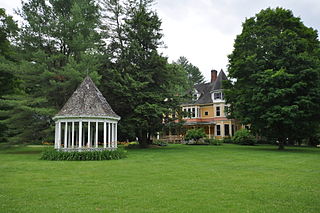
[2,0,320,81]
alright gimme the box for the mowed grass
[0,144,319,213]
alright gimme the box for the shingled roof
[54,76,120,119]
[190,70,228,105]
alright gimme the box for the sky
[2,0,320,81]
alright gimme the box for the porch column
[71,122,74,148]
[95,121,98,148]
[57,121,61,149]
[221,123,225,137]
[108,122,111,148]
[103,121,107,148]
[115,123,118,148]
[229,124,232,137]
[79,121,82,148]
[54,122,58,148]
[64,122,68,148]
[208,125,211,139]
[88,121,91,148]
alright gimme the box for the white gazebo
[53,76,120,151]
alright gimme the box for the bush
[223,137,233,144]
[232,129,256,145]
[152,140,168,146]
[41,148,127,161]
[185,128,206,141]
[204,138,222,146]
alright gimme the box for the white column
[88,121,91,148]
[58,122,61,149]
[71,122,74,148]
[68,125,71,147]
[108,122,111,148]
[64,122,68,148]
[54,122,58,148]
[115,123,118,148]
[79,121,82,148]
[103,122,107,148]
[229,124,232,137]
[95,122,98,148]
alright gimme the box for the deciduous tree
[225,8,320,149]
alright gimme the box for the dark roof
[55,76,120,118]
[213,70,227,90]
[187,70,227,105]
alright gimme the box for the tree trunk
[278,139,285,150]
[138,129,148,148]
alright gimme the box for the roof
[191,70,227,105]
[54,76,120,119]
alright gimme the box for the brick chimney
[211,70,217,83]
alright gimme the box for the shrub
[152,140,168,146]
[185,128,206,141]
[223,137,233,144]
[41,148,127,161]
[204,138,222,146]
[232,129,256,145]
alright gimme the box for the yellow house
[181,70,240,139]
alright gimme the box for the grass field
[0,144,319,213]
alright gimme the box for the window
[192,108,195,118]
[214,92,221,100]
[224,124,230,136]
[216,125,221,136]
[205,111,209,116]
[216,106,220,116]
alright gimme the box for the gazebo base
[56,147,117,152]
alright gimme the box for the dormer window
[214,92,223,100]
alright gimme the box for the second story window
[216,106,220,116]
[205,111,209,116]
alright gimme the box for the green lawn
[0,144,319,213]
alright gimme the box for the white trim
[53,115,120,121]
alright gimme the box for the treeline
[0,0,203,145]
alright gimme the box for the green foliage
[185,128,206,141]
[204,138,223,146]
[222,137,233,144]
[41,148,127,161]
[152,140,168,146]
[226,7,320,149]
[232,129,256,145]
[100,0,189,145]
[1,0,102,144]
[174,56,204,87]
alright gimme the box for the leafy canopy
[225,7,320,149]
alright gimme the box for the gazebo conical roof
[54,76,120,120]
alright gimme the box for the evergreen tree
[100,0,188,145]
[225,8,320,149]
[175,56,204,86]
[1,0,102,143]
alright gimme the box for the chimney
[211,70,217,83]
